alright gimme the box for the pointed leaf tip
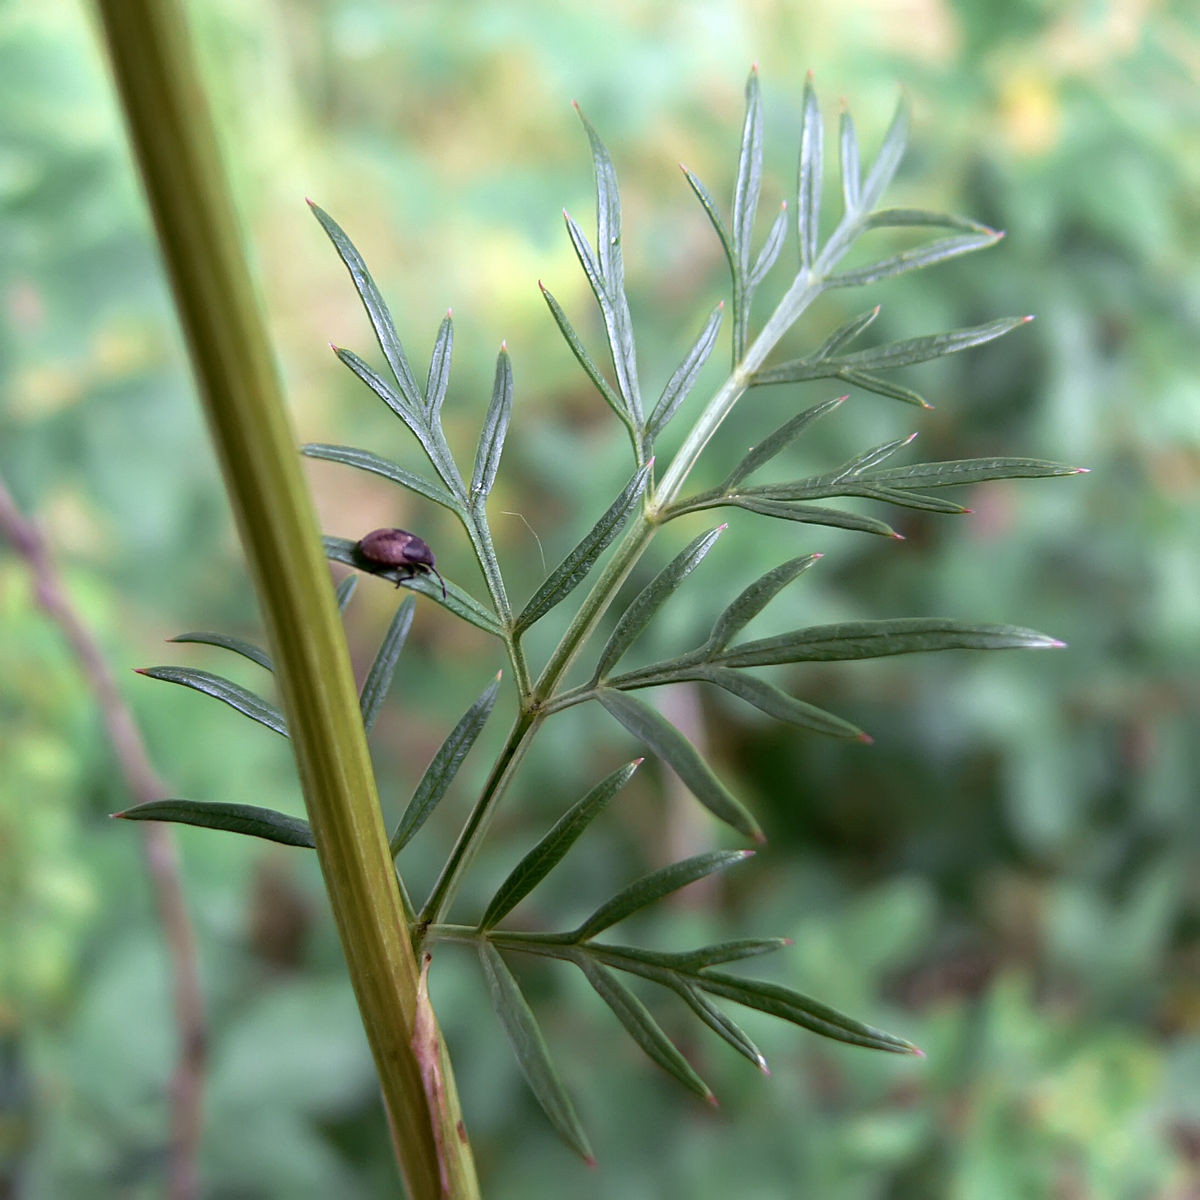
[752,829,768,846]
[858,732,875,745]
[706,1092,720,1108]
[585,1156,598,1170]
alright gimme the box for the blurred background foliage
[0,0,1198,1195]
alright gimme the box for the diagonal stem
[91,2,477,1195]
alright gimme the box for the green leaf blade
[865,457,1083,489]
[697,970,919,1055]
[359,597,416,734]
[839,106,861,213]
[681,166,734,273]
[717,618,1065,669]
[746,202,788,293]
[594,527,724,681]
[858,94,909,214]
[798,74,823,270]
[308,202,424,410]
[725,496,899,538]
[837,316,1030,371]
[575,956,714,1102]
[471,347,513,508]
[573,847,754,942]
[696,666,868,740]
[829,231,1001,288]
[477,942,594,1164]
[425,313,454,422]
[336,575,358,612]
[539,283,631,429]
[597,689,763,842]
[732,66,763,279]
[169,632,273,672]
[516,463,652,633]
[708,554,823,650]
[301,444,460,513]
[137,666,287,737]
[480,761,641,931]
[812,306,880,361]
[114,799,314,848]
[722,396,846,489]
[646,303,724,443]
[391,675,502,855]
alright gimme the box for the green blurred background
[2,0,1199,1195]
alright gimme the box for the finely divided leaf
[390,675,502,855]
[478,942,594,1163]
[716,618,1064,669]
[169,632,273,672]
[594,527,724,681]
[359,596,416,734]
[301,444,460,513]
[517,463,652,633]
[114,799,314,848]
[798,75,823,270]
[722,397,846,489]
[597,688,763,842]
[697,969,919,1054]
[309,202,423,410]
[471,347,513,507]
[426,313,453,421]
[137,666,287,737]
[480,761,641,930]
[647,304,723,442]
[323,536,503,637]
[708,555,822,650]
[572,849,754,941]
[575,956,714,1101]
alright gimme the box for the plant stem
[91,2,477,1195]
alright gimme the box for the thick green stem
[92,3,477,1196]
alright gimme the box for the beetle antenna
[430,566,447,601]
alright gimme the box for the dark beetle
[355,528,447,599]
